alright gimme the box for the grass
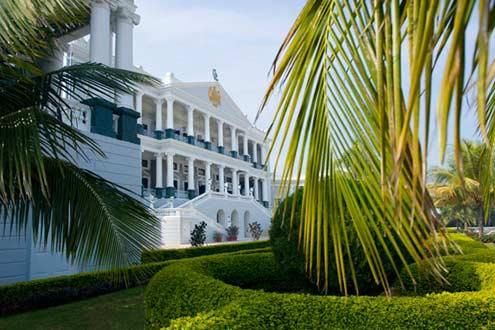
[0,287,144,330]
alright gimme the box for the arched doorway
[243,211,250,239]
[231,210,239,228]
[216,209,225,226]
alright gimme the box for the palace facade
[0,0,273,285]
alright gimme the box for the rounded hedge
[144,235,495,329]
[270,188,412,295]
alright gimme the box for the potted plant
[213,231,223,243]
[190,221,207,247]
[248,222,263,240]
[226,225,239,241]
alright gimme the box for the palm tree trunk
[478,206,485,238]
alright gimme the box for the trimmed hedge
[0,261,169,316]
[0,246,270,317]
[141,240,270,263]
[399,233,495,294]
[145,235,495,329]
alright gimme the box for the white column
[115,8,134,108]
[90,0,111,65]
[253,178,259,201]
[262,178,269,202]
[166,96,174,130]
[266,177,272,206]
[188,158,195,191]
[252,143,258,164]
[204,114,211,142]
[166,152,174,188]
[155,153,163,189]
[205,161,211,192]
[218,165,225,193]
[135,91,143,124]
[260,145,266,166]
[243,173,249,196]
[217,120,224,148]
[187,105,194,137]
[155,99,163,131]
[231,127,238,152]
[232,168,239,196]
[243,136,249,157]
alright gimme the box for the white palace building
[68,0,274,246]
[0,0,273,285]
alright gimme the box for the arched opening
[243,211,250,238]
[216,209,225,226]
[231,210,239,228]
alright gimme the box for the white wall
[0,132,142,286]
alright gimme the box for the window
[184,165,189,174]
[142,124,148,130]
[142,177,149,188]
[173,162,178,171]
[198,168,205,176]
[142,159,149,169]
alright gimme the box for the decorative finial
[212,68,219,82]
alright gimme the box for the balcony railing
[142,187,190,200]
[139,127,267,171]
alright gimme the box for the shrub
[141,240,271,263]
[0,261,169,316]
[270,188,412,294]
[248,222,263,240]
[480,233,495,243]
[0,243,272,317]
[190,221,207,247]
[398,234,495,294]
[226,226,238,241]
[213,231,223,242]
[144,246,495,330]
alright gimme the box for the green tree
[259,0,495,294]
[0,0,160,270]
[430,141,494,237]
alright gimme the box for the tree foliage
[259,0,495,294]
[0,0,161,270]
[430,140,494,237]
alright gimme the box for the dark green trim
[188,190,196,200]
[83,97,116,138]
[116,107,140,144]
[218,146,225,154]
[230,151,238,158]
[154,130,164,140]
[204,142,212,150]
[165,129,175,139]
[165,187,176,198]
[187,136,196,145]
[243,154,250,162]
[262,201,269,208]
[137,124,144,135]
[155,187,165,199]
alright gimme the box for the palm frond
[0,107,103,202]
[257,0,495,294]
[2,157,160,268]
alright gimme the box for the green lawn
[0,287,144,330]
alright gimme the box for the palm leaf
[3,157,160,268]
[256,0,495,294]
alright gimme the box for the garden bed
[145,234,495,329]
[0,244,270,316]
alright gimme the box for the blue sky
[133,1,491,170]
[134,0,305,132]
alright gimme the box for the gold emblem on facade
[208,86,221,107]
